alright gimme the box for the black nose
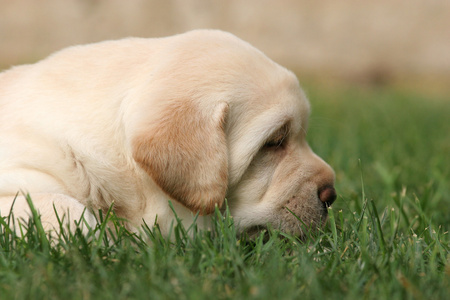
[318,185,336,207]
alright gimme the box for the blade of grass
[369,199,387,255]
[24,193,50,253]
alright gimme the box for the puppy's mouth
[238,197,332,240]
[321,203,330,216]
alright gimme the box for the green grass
[1,83,449,300]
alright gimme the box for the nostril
[318,185,337,207]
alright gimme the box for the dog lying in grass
[0,30,336,238]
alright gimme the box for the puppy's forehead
[228,66,310,134]
[165,30,310,130]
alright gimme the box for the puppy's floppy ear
[132,99,229,215]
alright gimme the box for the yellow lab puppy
[0,30,336,237]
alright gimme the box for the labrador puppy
[0,30,336,237]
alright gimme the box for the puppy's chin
[240,225,270,241]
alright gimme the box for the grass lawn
[1,82,449,300]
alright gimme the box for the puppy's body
[0,30,335,236]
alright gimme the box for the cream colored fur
[0,30,335,237]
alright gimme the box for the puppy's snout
[318,185,336,207]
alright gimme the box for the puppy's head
[130,30,335,237]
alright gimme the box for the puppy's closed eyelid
[264,140,283,148]
[263,132,288,149]
[268,123,290,144]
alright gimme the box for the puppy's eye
[263,124,290,150]
[263,134,287,149]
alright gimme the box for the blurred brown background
[1,0,449,94]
